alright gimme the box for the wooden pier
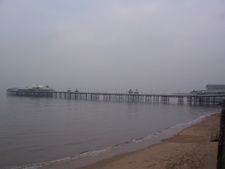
[7,89,225,105]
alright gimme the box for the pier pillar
[67,92,71,99]
[161,96,169,104]
[103,95,107,102]
[75,93,78,100]
[145,96,148,103]
[187,96,193,105]
[148,96,152,104]
[167,96,170,104]
[153,96,159,103]
[118,95,121,102]
[178,96,184,104]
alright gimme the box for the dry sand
[41,114,220,169]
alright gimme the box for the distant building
[128,89,133,94]
[7,84,55,96]
[134,89,139,94]
[206,84,225,91]
[191,84,225,95]
[26,84,54,92]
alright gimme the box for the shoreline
[38,113,220,169]
[81,113,219,169]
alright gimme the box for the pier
[7,89,225,105]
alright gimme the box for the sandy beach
[40,113,220,169]
[80,114,219,169]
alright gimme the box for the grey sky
[0,0,225,93]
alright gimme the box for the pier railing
[217,100,225,169]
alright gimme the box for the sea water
[0,93,220,169]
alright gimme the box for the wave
[9,112,217,169]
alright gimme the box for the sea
[0,92,220,169]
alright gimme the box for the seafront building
[206,84,225,92]
[191,84,225,95]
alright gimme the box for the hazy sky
[0,0,225,93]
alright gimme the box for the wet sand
[41,114,220,169]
